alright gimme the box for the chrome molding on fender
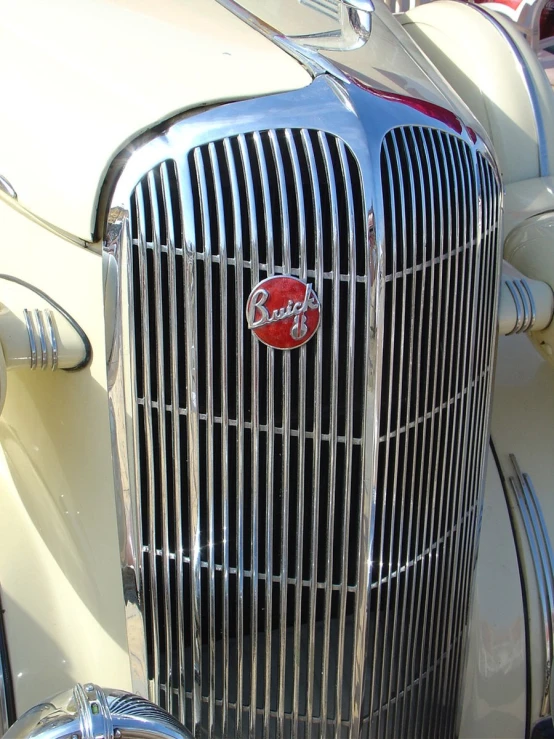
[506,454,554,719]
[0,176,16,200]
[0,588,15,736]
[504,278,537,334]
[469,5,550,177]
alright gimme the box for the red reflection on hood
[350,77,464,135]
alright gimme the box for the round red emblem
[246,275,321,350]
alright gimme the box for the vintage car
[1,0,554,737]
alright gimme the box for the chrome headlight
[3,683,191,739]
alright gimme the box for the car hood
[0,0,311,242]
[0,0,485,242]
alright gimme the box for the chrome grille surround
[104,76,502,738]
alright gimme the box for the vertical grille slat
[237,133,261,739]
[388,127,420,739]
[135,182,161,703]
[179,156,203,737]
[334,138,357,732]
[148,169,174,716]
[318,131,341,734]
[207,140,231,739]
[221,136,246,739]
[192,148,217,737]
[300,129,325,739]
[267,129,293,739]
[284,129,308,734]
[411,129,446,739]
[252,130,277,739]
[124,120,501,739]
[378,128,409,739]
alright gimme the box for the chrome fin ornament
[291,0,375,51]
[215,0,374,80]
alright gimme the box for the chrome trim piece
[300,0,340,20]
[1,275,92,371]
[470,4,551,177]
[0,191,90,250]
[0,589,15,735]
[22,308,61,371]
[505,277,537,334]
[215,0,350,80]
[507,455,554,718]
[35,309,48,370]
[3,683,192,739]
[0,175,16,200]
[46,310,59,371]
[104,76,501,738]
[23,308,38,370]
[291,0,375,52]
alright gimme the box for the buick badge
[246,275,321,350]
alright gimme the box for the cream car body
[0,0,313,714]
[0,1,552,738]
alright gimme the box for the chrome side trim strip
[507,454,554,718]
[0,588,15,735]
[0,176,16,200]
[469,4,550,177]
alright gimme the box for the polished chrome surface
[2,683,192,739]
[22,308,60,371]
[504,277,537,334]
[215,0,350,80]
[300,0,340,20]
[46,311,58,370]
[507,455,554,718]
[0,175,16,200]
[0,589,14,737]
[105,77,501,738]
[291,0,375,52]
[470,4,551,177]
[23,308,37,370]
[1,274,92,372]
[372,127,501,739]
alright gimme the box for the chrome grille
[373,128,500,738]
[121,120,500,739]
